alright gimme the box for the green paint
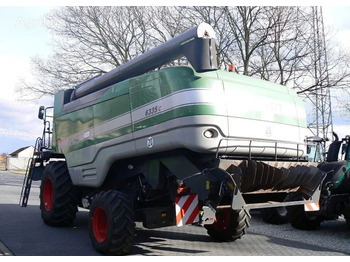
[330,163,350,191]
[93,94,130,125]
[52,66,307,157]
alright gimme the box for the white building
[6,146,35,171]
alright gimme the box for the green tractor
[259,136,325,225]
[286,132,350,229]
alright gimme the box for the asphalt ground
[0,240,12,256]
[1,170,350,256]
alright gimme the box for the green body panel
[53,92,132,153]
[328,160,350,193]
[216,70,306,127]
[52,66,307,174]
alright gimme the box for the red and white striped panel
[304,201,320,211]
[175,194,199,227]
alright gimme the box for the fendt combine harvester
[20,23,326,255]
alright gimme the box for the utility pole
[296,7,333,144]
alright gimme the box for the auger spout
[70,22,217,101]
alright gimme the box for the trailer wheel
[40,161,78,226]
[344,213,350,229]
[260,207,288,225]
[89,190,135,255]
[205,208,249,241]
[285,192,322,230]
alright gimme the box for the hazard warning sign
[304,201,320,211]
[175,194,199,227]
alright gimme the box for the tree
[252,7,314,85]
[18,5,350,118]
[18,6,153,99]
[223,6,278,76]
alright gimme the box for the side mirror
[38,106,45,120]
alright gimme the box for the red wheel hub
[213,208,231,231]
[43,179,53,211]
[93,207,108,242]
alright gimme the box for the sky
[0,6,54,154]
[0,3,350,154]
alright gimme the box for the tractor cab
[341,135,350,161]
[306,136,325,162]
[318,132,350,194]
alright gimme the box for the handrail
[41,107,54,151]
[215,136,307,160]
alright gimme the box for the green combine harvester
[20,23,326,255]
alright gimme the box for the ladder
[19,137,43,207]
[19,106,54,207]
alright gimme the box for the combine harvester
[20,23,326,255]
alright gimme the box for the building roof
[9,146,33,157]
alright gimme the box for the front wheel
[205,208,249,241]
[89,190,135,255]
[346,216,350,229]
[260,207,288,225]
[40,161,78,226]
[286,192,322,230]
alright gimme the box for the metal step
[19,158,35,207]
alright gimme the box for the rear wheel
[40,161,78,226]
[344,209,350,229]
[345,216,350,229]
[286,192,322,230]
[261,207,288,225]
[205,208,249,241]
[89,190,135,255]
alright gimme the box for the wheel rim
[277,207,288,217]
[43,179,53,211]
[213,208,231,231]
[93,207,109,243]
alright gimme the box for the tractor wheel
[89,190,135,255]
[285,192,322,230]
[40,161,78,227]
[205,208,249,241]
[344,211,350,229]
[345,216,350,229]
[260,207,288,225]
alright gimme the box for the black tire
[205,208,249,241]
[261,207,288,225]
[40,161,78,227]
[89,190,135,255]
[286,192,322,230]
[344,213,350,229]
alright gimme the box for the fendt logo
[147,137,154,148]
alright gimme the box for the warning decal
[175,194,199,227]
[304,201,320,211]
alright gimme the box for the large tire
[40,161,78,227]
[286,192,322,230]
[89,190,135,255]
[345,216,350,229]
[205,208,249,241]
[260,207,288,225]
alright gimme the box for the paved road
[1,170,349,256]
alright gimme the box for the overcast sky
[0,3,350,154]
